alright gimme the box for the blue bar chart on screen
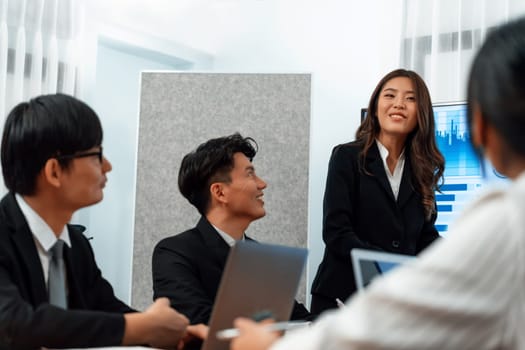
[433,102,508,237]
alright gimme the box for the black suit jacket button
[392,240,400,248]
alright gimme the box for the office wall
[210,1,404,304]
[132,72,311,310]
[77,42,187,304]
[85,0,404,308]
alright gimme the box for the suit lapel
[63,225,86,308]
[4,193,48,305]
[397,156,415,208]
[196,217,231,268]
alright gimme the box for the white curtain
[0,0,86,195]
[0,0,86,119]
[401,0,525,102]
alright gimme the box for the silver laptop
[351,248,415,291]
[202,240,308,350]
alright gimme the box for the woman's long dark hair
[356,69,444,220]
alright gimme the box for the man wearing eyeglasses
[0,94,203,349]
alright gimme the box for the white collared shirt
[212,224,245,247]
[15,194,71,286]
[376,139,405,200]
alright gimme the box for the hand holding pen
[229,318,285,350]
[217,320,310,340]
[217,311,310,340]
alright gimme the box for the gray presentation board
[132,72,311,311]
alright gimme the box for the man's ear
[210,182,227,204]
[42,158,62,188]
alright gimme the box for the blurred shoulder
[449,176,525,246]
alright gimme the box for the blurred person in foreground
[230,16,525,350]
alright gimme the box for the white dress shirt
[212,224,245,247]
[376,139,405,200]
[271,171,525,349]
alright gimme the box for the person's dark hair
[178,132,258,215]
[1,93,103,195]
[356,69,445,219]
[467,16,525,158]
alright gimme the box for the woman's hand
[230,318,281,350]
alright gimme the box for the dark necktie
[48,239,67,309]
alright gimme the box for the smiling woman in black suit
[310,69,445,315]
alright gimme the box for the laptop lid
[201,240,308,350]
[351,248,415,291]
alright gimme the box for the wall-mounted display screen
[432,102,507,236]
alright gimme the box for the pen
[216,320,310,340]
[335,298,345,308]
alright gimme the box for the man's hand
[123,297,189,349]
[177,323,209,350]
[230,318,280,350]
[145,298,189,348]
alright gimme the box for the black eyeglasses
[55,147,103,163]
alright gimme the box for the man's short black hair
[1,93,103,195]
[178,132,258,215]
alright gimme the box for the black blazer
[152,216,313,325]
[0,193,134,350]
[311,141,440,301]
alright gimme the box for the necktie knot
[49,239,64,260]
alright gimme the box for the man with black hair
[0,94,197,349]
[152,133,312,327]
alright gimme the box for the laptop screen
[351,248,415,291]
[202,241,307,350]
